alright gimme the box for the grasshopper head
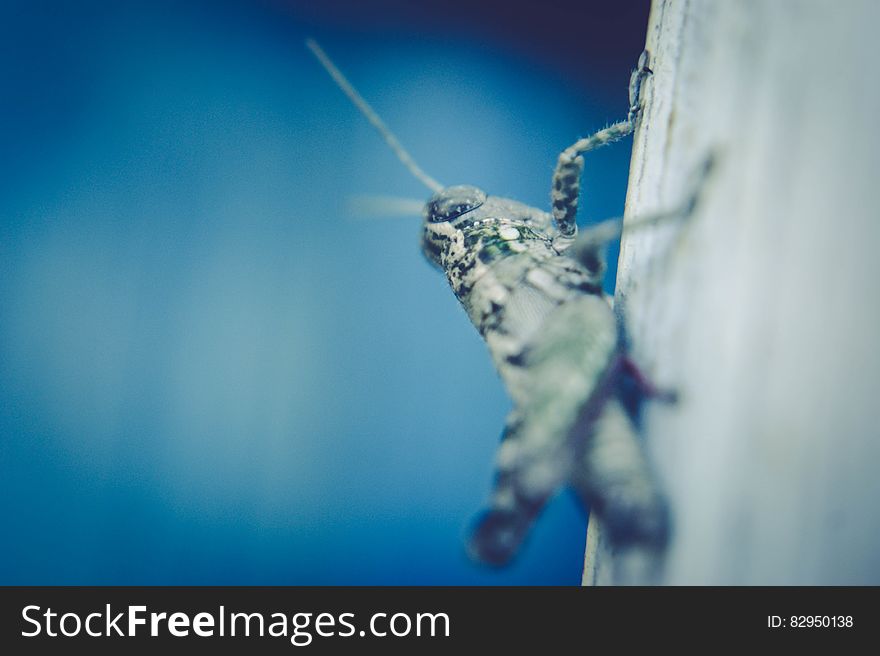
[423,185,487,224]
[421,185,487,268]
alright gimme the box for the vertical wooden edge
[582,0,682,586]
[581,515,601,585]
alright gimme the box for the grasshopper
[307,40,672,569]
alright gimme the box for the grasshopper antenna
[306,38,444,194]
[346,194,425,219]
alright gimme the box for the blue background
[0,0,648,584]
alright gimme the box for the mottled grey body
[422,184,668,565]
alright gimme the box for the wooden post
[585,0,880,584]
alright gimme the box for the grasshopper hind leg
[572,396,670,582]
[467,393,670,570]
[467,412,571,566]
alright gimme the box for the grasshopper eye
[425,185,487,223]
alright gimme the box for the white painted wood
[589,0,880,584]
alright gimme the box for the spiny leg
[551,123,634,239]
[551,50,653,238]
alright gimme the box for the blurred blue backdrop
[0,0,648,584]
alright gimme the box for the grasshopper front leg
[551,51,653,239]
